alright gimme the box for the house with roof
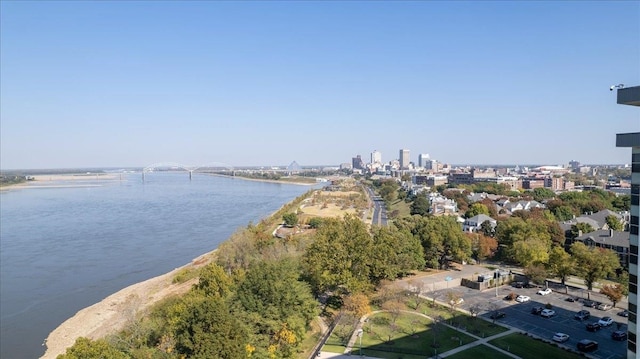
[572,229,630,268]
[501,200,544,213]
[462,214,497,233]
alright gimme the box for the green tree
[307,217,324,229]
[605,215,623,231]
[547,246,574,285]
[480,220,495,237]
[464,203,489,219]
[400,215,471,269]
[531,187,556,202]
[524,263,547,285]
[174,296,248,359]
[369,226,425,283]
[196,263,232,298]
[570,242,620,290]
[302,215,373,293]
[58,337,128,359]
[410,194,430,216]
[553,205,576,221]
[282,212,298,227]
[570,223,595,239]
[510,238,550,267]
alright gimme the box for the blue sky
[1,1,638,169]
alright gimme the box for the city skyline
[1,2,638,170]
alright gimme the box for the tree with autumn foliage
[467,233,498,264]
[570,242,620,290]
[343,293,371,319]
[600,284,625,308]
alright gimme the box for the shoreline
[40,181,314,358]
[41,251,215,359]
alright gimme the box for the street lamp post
[357,328,363,357]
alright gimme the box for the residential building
[614,84,639,359]
[399,149,410,169]
[574,229,630,268]
[462,214,497,232]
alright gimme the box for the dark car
[586,322,601,332]
[565,297,576,302]
[531,306,544,315]
[583,300,600,308]
[512,281,524,288]
[612,330,628,341]
[490,311,506,320]
[618,310,629,317]
[577,339,598,352]
[574,310,590,320]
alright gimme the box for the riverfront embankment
[38,177,319,358]
[40,252,214,359]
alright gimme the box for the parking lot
[441,284,628,359]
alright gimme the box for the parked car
[449,297,464,305]
[541,309,556,318]
[617,310,629,317]
[577,339,598,352]
[598,317,614,327]
[583,300,599,308]
[537,288,552,295]
[552,333,570,343]
[490,311,506,320]
[516,295,531,303]
[512,281,524,288]
[574,310,590,320]
[531,306,544,315]
[597,303,612,311]
[586,322,601,332]
[565,297,576,302]
[612,330,628,341]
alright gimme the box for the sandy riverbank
[41,252,214,359]
[1,174,121,191]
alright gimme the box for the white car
[537,288,552,295]
[541,309,556,318]
[516,295,531,303]
[598,316,614,326]
[552,333,570,343]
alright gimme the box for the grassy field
[360,312,476,357]
[489,333,585,359]
[387,198,411,218]
[445,344,514,359]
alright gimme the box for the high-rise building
[418,153,430,168]
[371,150,382,164]
[399,149,410,169]
[614,85,639,359]
[351,155,364,170]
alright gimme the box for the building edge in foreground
[615,85,640,359]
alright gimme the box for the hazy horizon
[1,2,638,169]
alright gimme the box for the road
[364,186,388,226]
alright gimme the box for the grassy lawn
[446,344,513,359]
[360,312,476,357]
[387,198,411,218]
[489,333,584,359]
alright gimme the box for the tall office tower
[418,153,430,168]
[371,150,382,164]
[614,85,639,359]
[399,149,410,169]
[352,155,364,170]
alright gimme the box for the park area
[321,293,586,359]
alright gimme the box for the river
[0,172,316,358]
